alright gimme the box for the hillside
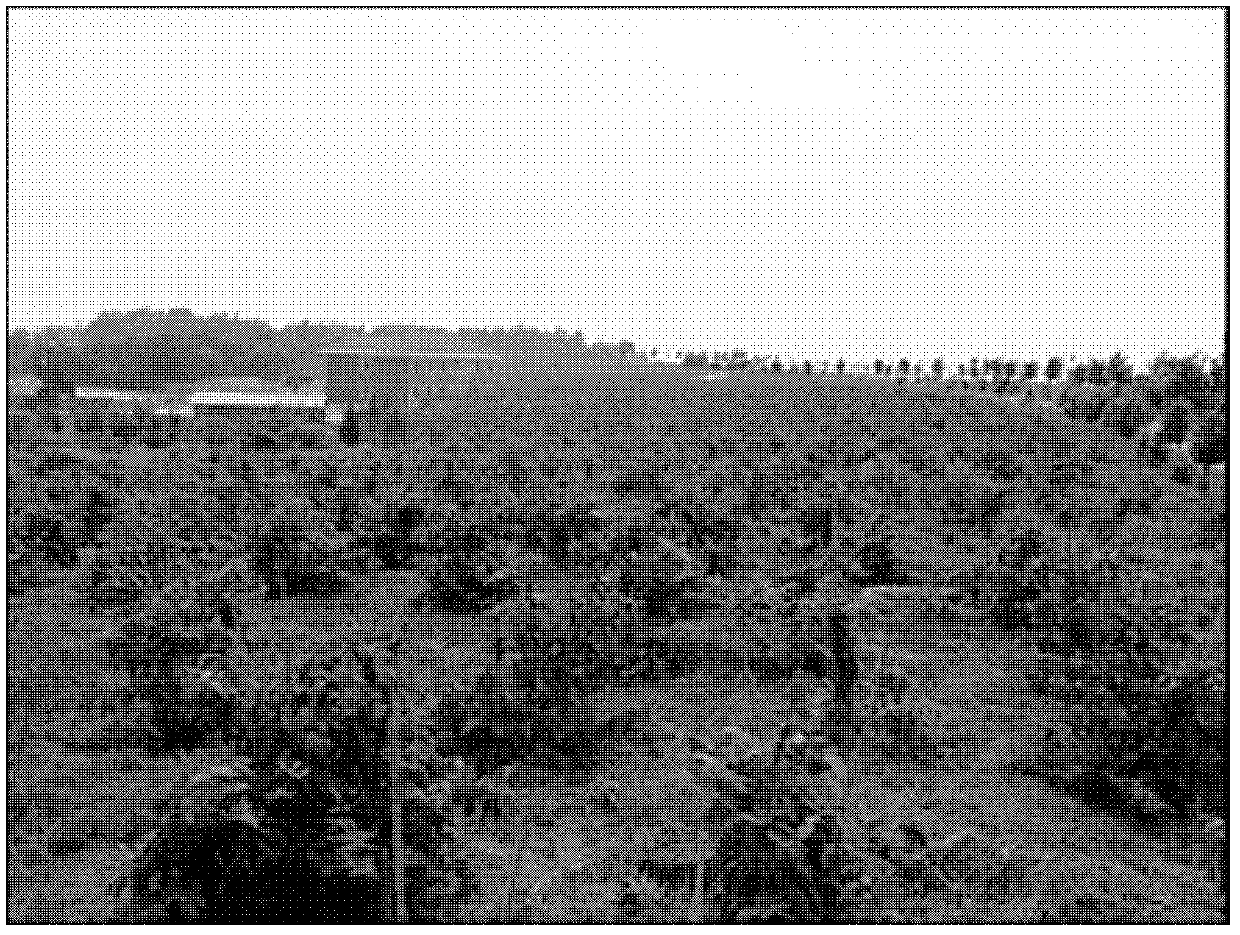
[7,364,1227,922]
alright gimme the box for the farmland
[7,323,1228,922]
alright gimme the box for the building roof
[189,390,327,409]
[75,386,147,403]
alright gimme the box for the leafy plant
[119,647,472,922]
[422,545,515,612]
[250,511,369,599]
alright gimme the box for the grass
[6,591,1227,922]
[7,745,185,922]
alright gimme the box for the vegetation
[7,309,1227,922]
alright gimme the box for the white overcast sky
[8,7,1226,364]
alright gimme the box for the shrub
[1156,399,1192,448]
[1038,615,1226,819]
[847,515,904,586]
[1100,392,1152,439]
[1191,409,1226,472]
[938,462,1004,529]
[120,650,472,923]
[100,599,225,752]
[1167,449,1197,486]
[524,500,606,562]
[19,502,82,568]
[280,423,335,450]
[86,539,165,611]
[433,662,604,776]
[871,705,939,764]
[616,538,700,618]
[1060,386,1107,423]
[432,585,675,773]
[422,547,515,613]
[250,513,369,599]
[121,753,384,922]
[799,499,834,548]
[364,498,428,569]
[664,726,927,923]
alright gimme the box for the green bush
[616,538,700,618]
[1168,450,1197,485]
[872,705,939,764]
[434,662,606,775]
[99,600,225,752]
[120,651,472,923]
[668,726,929,923]
[250,512,369,599]
[422,547,515,613]
[846,515,905,586]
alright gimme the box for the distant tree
[1157,399,1192,449]
[799,499,834,549]
[35,355,75,403]
[1071,358,1111,386]
[1144,380,1165,411]
[1101,391,1152,439]
[1023,360,1040,382]
[836,358,847,375]
[8,329,35,378]
[1209,347,1226,393]
[957,363,967,377]
[912,362,924,382]
[1061,385,1108,423]
[1191,410,1227,494]
[770,356,785,373]
[873,358,885,377]
[896,359,911,381]
[968,358,981,379]
[1156,354,1213,409]
[1107,351,1134,385]
[1044,356,1064,382]
[930,357,945,380]
[339,406,360,447]
[1003,360,1018,382]
[1167,449,1198,485]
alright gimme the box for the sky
[8,7,1226,365]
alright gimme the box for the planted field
[7,367,1226,922]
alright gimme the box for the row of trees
[670,343,1227,497]
[675,347,1224,397]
